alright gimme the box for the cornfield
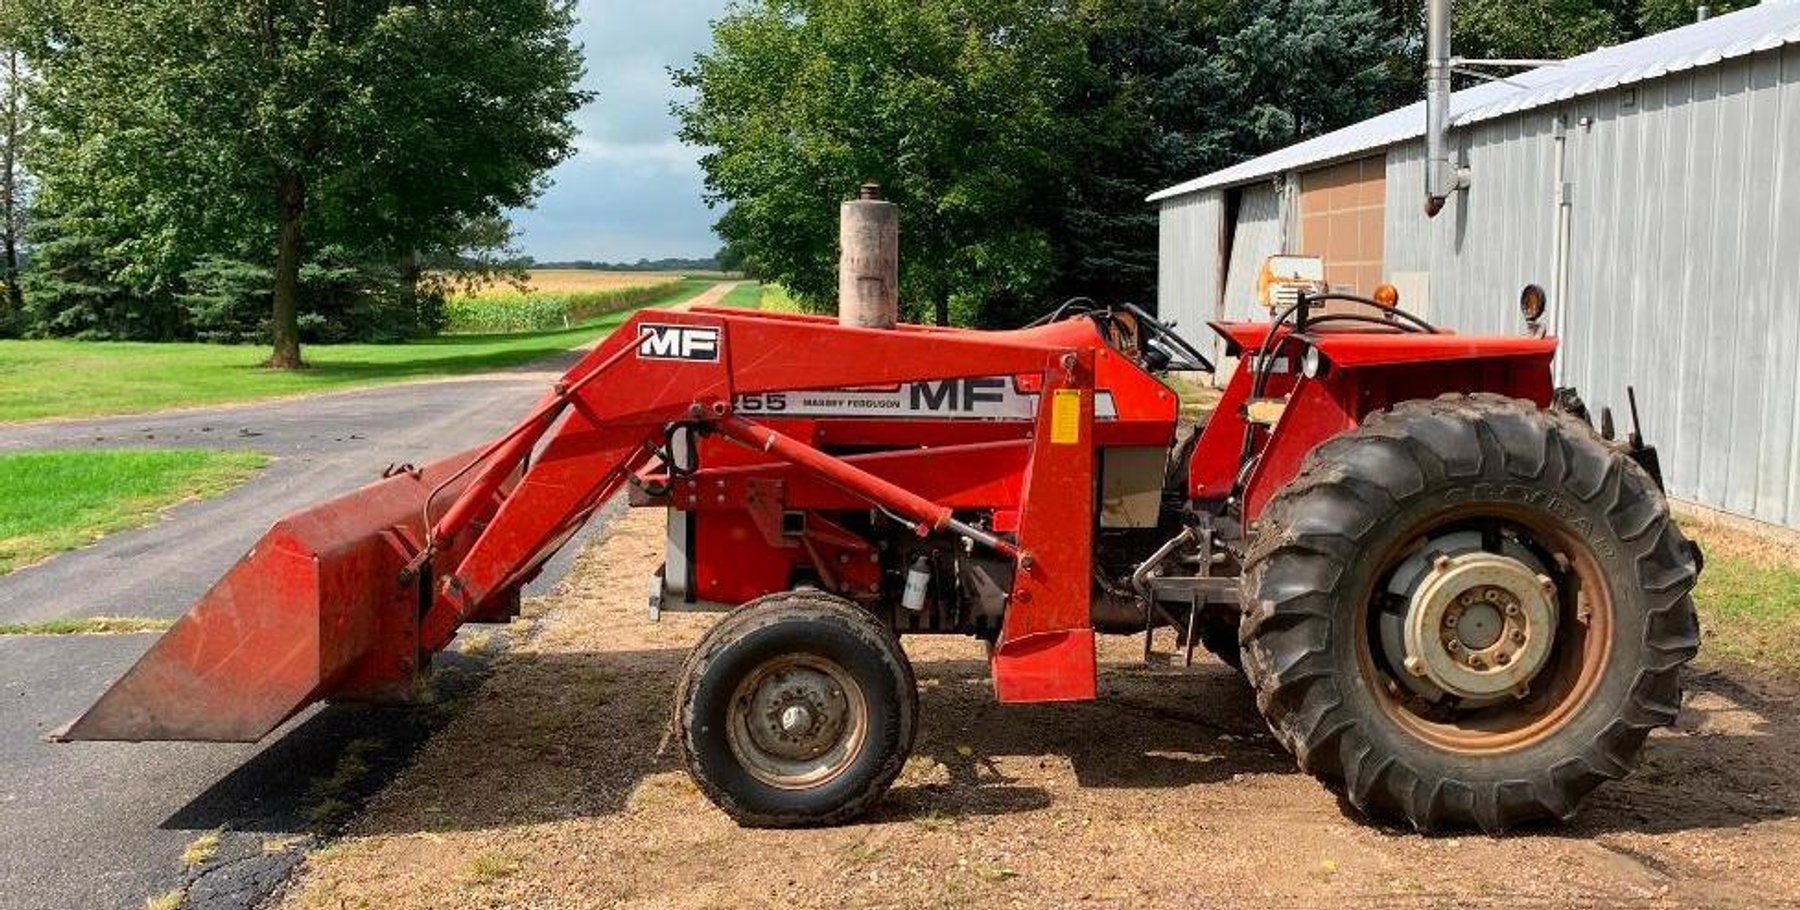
[445,272,693,334]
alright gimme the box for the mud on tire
[675,590,918,828]
[1240,394,1701,832]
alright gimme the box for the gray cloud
[511,1,731,262]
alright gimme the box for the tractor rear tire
[1241,394,1700,833]
[675,590,917,828]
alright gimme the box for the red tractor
[61,287,1701,834]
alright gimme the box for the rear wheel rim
[726,654,869,790]
[1358,506,1615,755]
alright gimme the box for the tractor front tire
[1241,394,1700,832]
[675,590,917,828]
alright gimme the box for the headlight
[1302,346,1327,379]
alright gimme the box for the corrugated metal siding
[1149,1,1800,202]
[1156,192,1224,333]
[1382,43,1800,527]
[1383,117,1558,336]
[1222,182,1288,321]
[1557,45,1800,526]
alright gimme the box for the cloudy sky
[511,1,733,263]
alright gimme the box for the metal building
[1151,1,1800,529]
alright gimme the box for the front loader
[60,287,1701,833]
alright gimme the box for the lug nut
[1468,656,1487,670]
[1404,656,1429,677]
[1512,630,1528,645]
[1505,603,1521,617]
[1495,653,1512,667]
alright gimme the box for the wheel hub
[726,654,868,790]
[1402,551,1558,701]
[744,667,851,761]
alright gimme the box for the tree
[1042,0,1406,314]
[1636,0,1752,33]
[681,0,1729,328]
[715,241,749,275]
[676,0,1095,326]
[677,0,1407,327]
[0,46,26,334]
[16,0,590,362]
[1381,0,1754,66]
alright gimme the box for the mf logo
[909,377,1007,412]
[637,324,721,362]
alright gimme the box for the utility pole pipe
[838,184,900,330]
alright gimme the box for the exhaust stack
[839,183,900,329]
[1425,0,1468,217]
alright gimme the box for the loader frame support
[414,310,1106,705]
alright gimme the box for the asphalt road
[0,367,615,910]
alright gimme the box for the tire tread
[1241,394,1701,832]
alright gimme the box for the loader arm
[61,308,1108,742]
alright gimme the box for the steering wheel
[1116,302,1215,373]
[1034,297,1216,374]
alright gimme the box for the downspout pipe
[1549,113,1572,381]
[1425,0,1470,217]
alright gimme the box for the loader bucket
[55,449,503,743]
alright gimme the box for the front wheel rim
[726,654,869,790]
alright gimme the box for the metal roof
[1148,0,1800,202]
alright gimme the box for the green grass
[0,281,725,423]
[466,852,523,882]
[0,617,175,636]
[182,829,223,868]
[758,284,805,313]
[143,890,184,910]
[307,737,382,829]
[1164,373,1222,423]
[717,281,765,309]
[1689,527,1800,673]
[0,449,268,574]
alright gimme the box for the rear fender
[1190,343,1557,521]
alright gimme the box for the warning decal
[1050,389,1083,445]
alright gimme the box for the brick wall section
[1298,157,1386,294]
